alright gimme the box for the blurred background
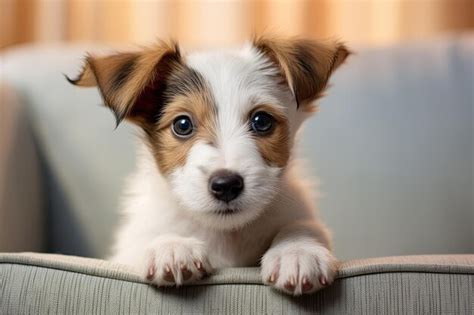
[0,1,473,260]
[1,0,474,49]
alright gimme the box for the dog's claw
[302,277,313,292]
[290,276,296,286]
[319,275,328,286]
[181,265,192,281]
[284,277,296,291]
[163,265,175,282]
[146,264,155,280]
[284,282,295,291]
[268,272,277,283]
[194,261,205,272]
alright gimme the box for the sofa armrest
[1,253,473,314]
[0,82,44,252]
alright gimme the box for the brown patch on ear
[149,91,217,175]
[67,41,181,127]
[251,105,290,168]
[253,36,351,111]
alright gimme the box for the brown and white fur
[68,36,350,295]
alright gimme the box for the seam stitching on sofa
[1,261,474,288]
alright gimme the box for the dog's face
[69,37,349,230]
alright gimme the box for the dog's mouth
[214,208,240,215]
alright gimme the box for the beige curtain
[2,0,473,49]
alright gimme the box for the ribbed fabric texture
[1,253,473,314]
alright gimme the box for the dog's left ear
[253,36,351,110]
[67,41,182,128]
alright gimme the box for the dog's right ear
[67,41,181,128]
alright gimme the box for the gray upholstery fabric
[1,253,473,314]
[0,83,44,252]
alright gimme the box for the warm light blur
[1,0,474,49]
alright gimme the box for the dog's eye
[172,115,194,138]
[250,111,274,134]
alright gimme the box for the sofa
[1,36,473,314]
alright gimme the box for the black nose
[209,170,244,202]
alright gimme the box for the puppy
[68,36,350,295]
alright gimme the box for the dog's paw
[141,236,212,287]
[261,240,338,295]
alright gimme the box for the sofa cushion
[0,83,44,252]
[1,253,473,314]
